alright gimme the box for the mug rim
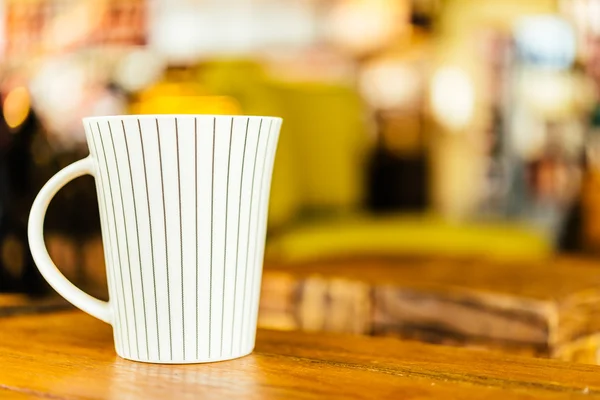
[83,114,283,123]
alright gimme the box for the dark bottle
[578,103,600,253]
[0,108,50,295]
[366,111,429,212]
[0,97,103,296]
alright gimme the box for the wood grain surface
[3,311,600,399]
[259,256,600,363]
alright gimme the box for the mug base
[115,347,254,364]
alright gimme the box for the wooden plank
[259,256,600,361]
[258,271,372,334]
[0,294,29,308]
[0,390,44,400]
[2,311,600,399]
[554,333,600,364]
[0,294,71,317]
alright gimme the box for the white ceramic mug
[28,114,281,363]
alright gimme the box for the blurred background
[0,0,599,298]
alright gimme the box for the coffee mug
[28,114,281,363]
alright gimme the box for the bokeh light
[430,66,474,131]
[360,59,422,110]
[3,86,30,129]
[326,0,408,56]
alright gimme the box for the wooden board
[0,390,41,400]
[2,311,600,399]
[259,256,600,363]
[0,294,29,308]
[0,294,70,317]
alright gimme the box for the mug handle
[28,156,111,324]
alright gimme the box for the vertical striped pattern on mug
[84,115,281,363]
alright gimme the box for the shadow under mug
[28,114,282,363]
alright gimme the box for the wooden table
[259,256,600,363]
[3,311,600,399]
